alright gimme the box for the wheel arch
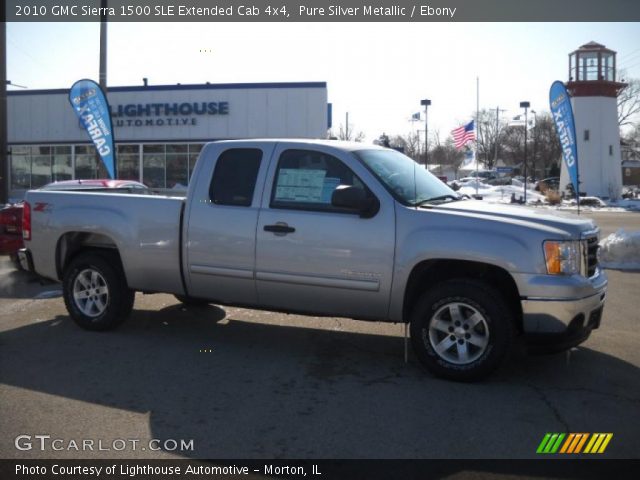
[403,259,523,333]
[56,232,123,281]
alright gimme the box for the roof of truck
[209,139,387,152]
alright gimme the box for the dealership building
[6,81,329,200]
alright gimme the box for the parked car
[535,177,561,192]
[21,140,606,381]
[1,179,151,268]
[0,203,24,266]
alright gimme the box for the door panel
[186,145,273,304]
[255,146,395,319]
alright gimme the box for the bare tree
[531,112,562,178]
[623,121,640,145]
[430,138,465,178]
[618,76,640,127]
[475,109,509,169]
[391,131,421,161]
[329,123,365,142]
[501,112,562,178]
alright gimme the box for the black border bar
[2,459,640,480]
[6,0,640,22]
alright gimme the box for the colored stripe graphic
[537,433,565,453]
[584,433,613,454]
[537,433,552,453]
[538,433,613,454]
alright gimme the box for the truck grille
[584,235,599,278]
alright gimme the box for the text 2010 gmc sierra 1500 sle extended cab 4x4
[21,139,607,380]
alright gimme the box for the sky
[7,21,640,143]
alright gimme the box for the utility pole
[420,99,431,169]
[97,0,115,178]
[494,106,506,168]
[520,101,530,203]
[0,21,7,203]
[531,110,538,180]
[345,112,349,140]
[99,0,108,91]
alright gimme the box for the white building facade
[7,82,329,199]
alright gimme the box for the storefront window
[143,144,166,188]
[31,146,52,188]
[188,144,204,182]
[75,145,98,179]
[117,144,140,181]
[166,144,188,190]
[52,146,72,182]
[10,146,31,189]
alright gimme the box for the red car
[1,179,151,268]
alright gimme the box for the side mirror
[331,185,379,218]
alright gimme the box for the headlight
[543,240,580,275]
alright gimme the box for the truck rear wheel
[410,279,513,381]
[63,251,135,331]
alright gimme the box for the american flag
[451,120,475,149]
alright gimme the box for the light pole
[520,101,530,203]
[530,109,537,180]
[421,99,431,170]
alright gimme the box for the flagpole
[476,76,479,197]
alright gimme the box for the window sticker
[320,177,341,203]
[275,168,327,203]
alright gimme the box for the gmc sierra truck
[20,139,607,380]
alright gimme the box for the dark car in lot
[1,179,151,268]
[534,177,560,192]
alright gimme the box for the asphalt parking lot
[0,210,639,460]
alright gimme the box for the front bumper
[519,269,607,350]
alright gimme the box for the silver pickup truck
[21,139,607,380]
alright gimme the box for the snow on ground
[457,181,546,205]
[599,229,640,270]
[453,179,640,212]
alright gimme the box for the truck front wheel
[410,279,513,381]
[63,252,135,331]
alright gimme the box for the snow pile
[449,178,640,212]
[599,229,640,270]
[457,180,546,204]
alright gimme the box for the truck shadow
[0,263,56,299]
[1,304,639,462]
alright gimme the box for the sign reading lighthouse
[110,101,230,127]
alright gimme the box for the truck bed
[25,190,186,294]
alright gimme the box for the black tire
[174,294,210,307]
[63,251,135,331]
[410,279,513,381]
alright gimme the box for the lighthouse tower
[560,42,626,199]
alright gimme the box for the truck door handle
[264,224,296,234]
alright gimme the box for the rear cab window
[209,148,263,206]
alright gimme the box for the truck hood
[426,200,597,238]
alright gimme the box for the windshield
[354,149,458,206]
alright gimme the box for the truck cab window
[209,148,263,206]
[271,149,367,211]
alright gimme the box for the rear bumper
[17,248,34,272]
[0,233,23,256]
